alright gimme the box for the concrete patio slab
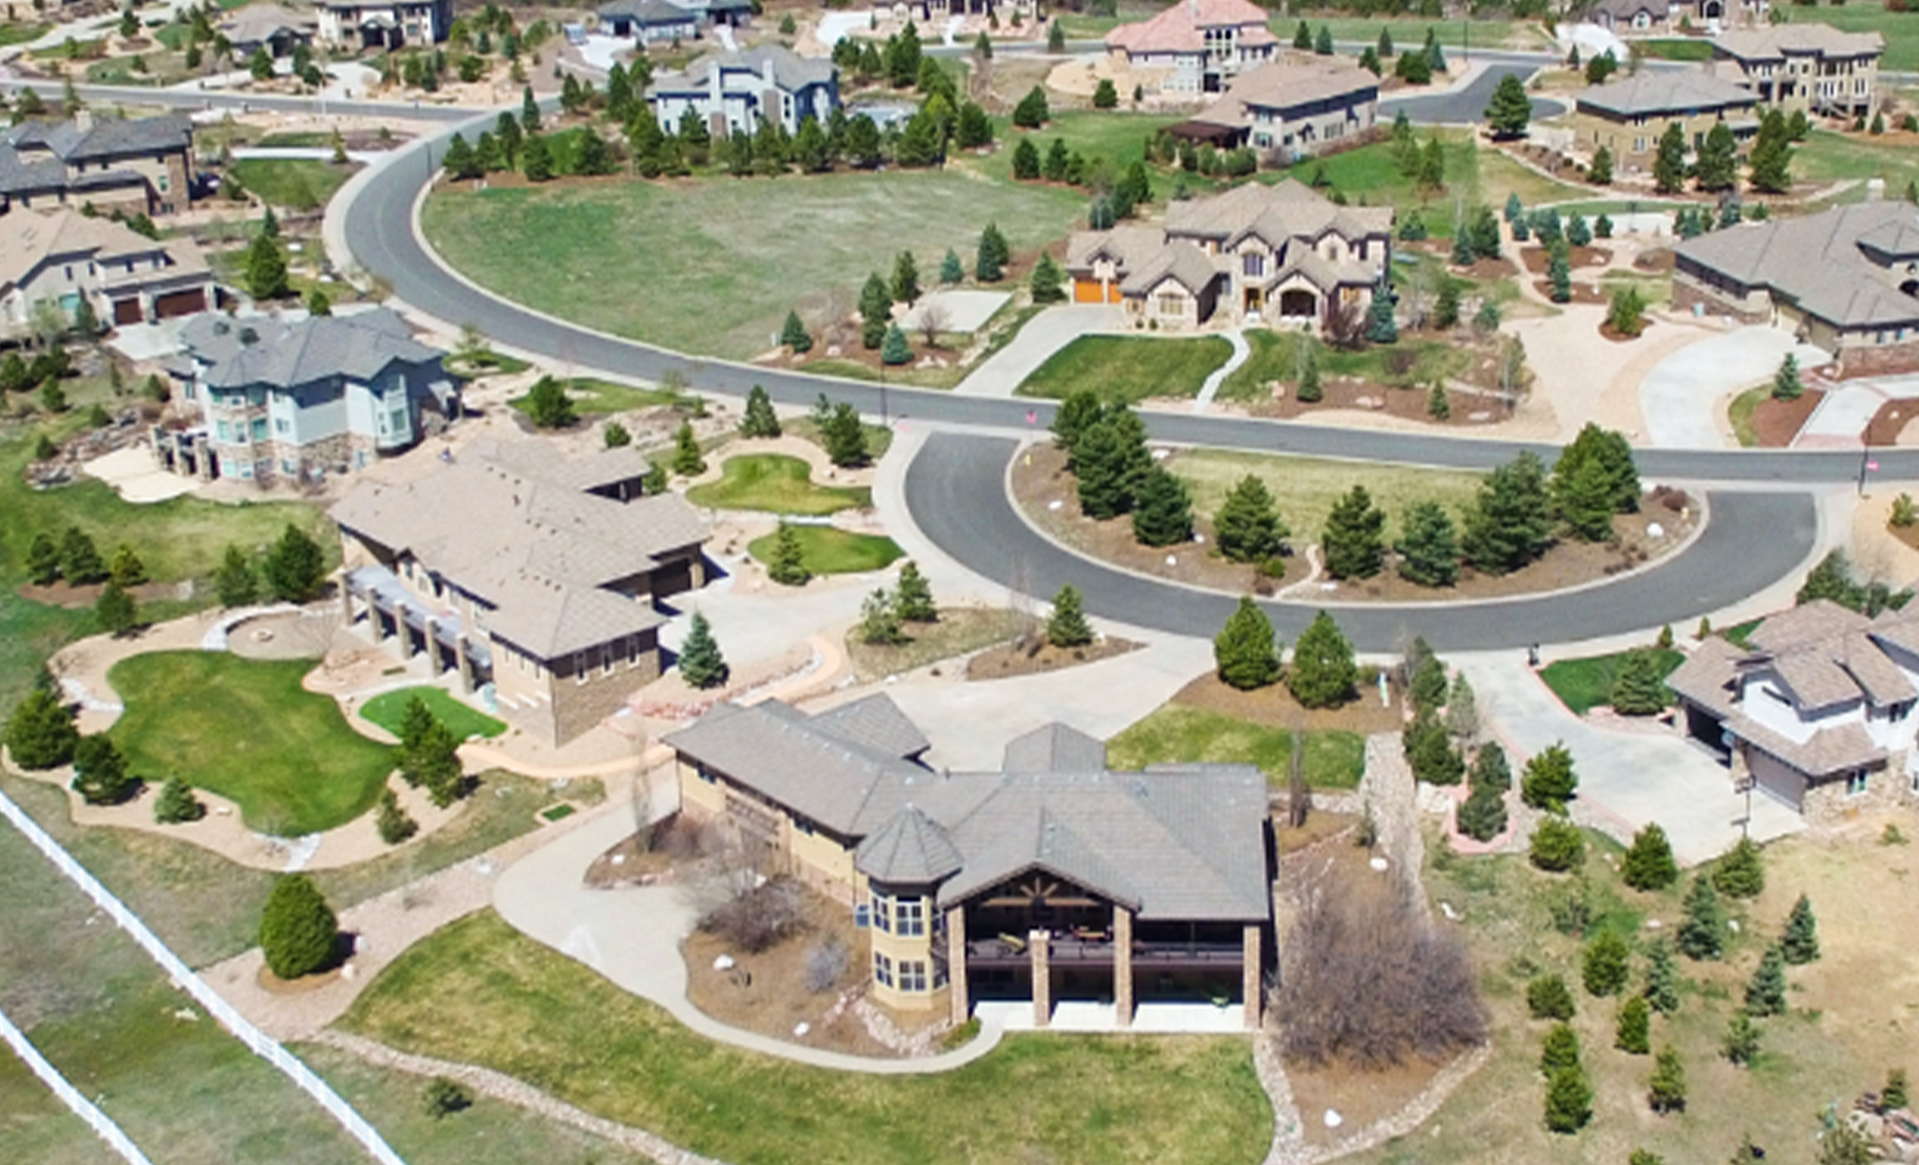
[82,446,202,504]
[977,999,1249,1034]
[902,289,1010,335]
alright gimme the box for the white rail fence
[0,786,408,1165]
[0,1004,155,1165]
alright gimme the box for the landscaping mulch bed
[1517,244,1610,274]
[16,578,186,609]
[1745,389,1824,447]
[1634,247,1676,273]
[1171,674,1404,736]
[1862,397,1919,447]
[965,635,1141,680]
[1599,319,1655,342]
[1533,279,1608,305]
[1247,377,1500,426]
[1890,516,1919,554]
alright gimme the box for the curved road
[906,433,1816,651]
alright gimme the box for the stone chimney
[1867,177,1886,202]
[73,107,93,132]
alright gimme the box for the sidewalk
[950,304,1124,398]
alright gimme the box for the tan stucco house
[1104,0,1279,95]
[666,703,1274,1029]
[1171,59,1379,165]
[0,111,195,218]
[1572,70,1760,172]
[329,438,709,745]
[0,208,211,342]
[1709,23,1882,118]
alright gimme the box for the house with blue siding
[648,45,839,137]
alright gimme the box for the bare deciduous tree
[917,302,951,349]
[1287,724,1311,829]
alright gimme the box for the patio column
[1242,924,1263,1031]
[946,907,969,1027]
[455,637,476,694]
[1114,906,1134,1029]
[1029,928,1051,1028]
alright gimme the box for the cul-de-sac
[6,1,1919,1161]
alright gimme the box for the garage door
[649,557,695,599]
[112,298,142,326]
[1073,279,1104,304]
[154,288,207,319]
[1747,751,1805,812]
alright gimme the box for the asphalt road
[3,78,482,122]
[1381,59,1566,124]
[905,432,1818,651]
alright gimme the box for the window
[274,417,290,434]
[898,960,928,992]
[281,459,298,475]
[1847,772,1870,797]
[873,952,894,988]
[215,419,231,442]
[896,897,925,937]
[695,765,716,784]
[872,894,892,934]
[793,816,814,836]
[1156,291,1184,315]
[250,417,268,442]
[1242,253,1265,278]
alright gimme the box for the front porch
[341,563,494,696]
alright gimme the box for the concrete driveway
[951,304,1124,398]
[1641,326,1828,449]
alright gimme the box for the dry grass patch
[845,607,1029,682]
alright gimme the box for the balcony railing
[963,935,1241,966]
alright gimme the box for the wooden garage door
[1073,279,1104,304]
[154,288,207,319]
[112,298,142,326]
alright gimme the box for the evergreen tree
[1214,474,1286,564]
[1677,874,1725,960]
[1713,836,1765,899]
[4,688,78,770]
[259,874,339,980]
[262,524,326,602]
[1485,72,1532,139]
[1050,390,1104,466]
[1541,1021,1581,1074]
[892,251,921,305]
[1544,1064,1593,1134]
[1011,85,1049,128]
[1472,741,1511,789]
[767,523,811,586]
[859,587,905,646]
[1644,936,1680,1014]
[1410,652,1448,714]
[1047,584,1094,648]
[1748,108,1792,194]
[1288,610,1357,709]
[1435,279,1461,329]
[1531,816,1586,872]
[1030,253,1067,304]
[1377,26,1394,56]
[1521,743,1578,811]
[1547,245,1571,304]
[1780,893,1820,965]
[1744,943,1788,1017]
[741,384,782,437]
[1364,274,1398,343]
[523,375,577,428]
[442,132,480,179]
[1214,596,1280,690]
[1616,995,1651,1054]
[69,733,134,804]
[154,776,206,824]
[1772,353,1803,401]
[678,612,729,687]
[1652,122,1687,194]
[1695,122,1737,192]
[1321,485,1385,579]
[108,543,146,587]
[1622,823,1679,891]
[1450,225,1476,267]
[1723,1011,1761,1066]
[820,401,871,467]
[1463,452,1555,575]
[215,544,258,607]
[95,579,138,636]
[1883,1068,1909,1110]
[521,84,541,132]
[1073,408,1150,520]
[794,116,830,172]
[245,232,289,300]
[860,272,892,349]
[1528,973,1576,1020]
[376,787,417,845]
[1583,930,1631,996]
[894,560,936,622]
[1611,650,1670,716]
[1404,710,1465,785]
[1092,77,1119,108]
[940,249,964,283]
[1589,146,1613,185]
[671,421,706,476]
[976,223,1009,282]
[521,133,553,181]
[955,103,993,149]
[1296,343,1322,402]
[1293,19,1311,48]
[1424,27,1447,71]
[1554,422,1641,517]
[1313,23,1333,54]
[1012,136,1040,179]
[1457,779,1507,841]
[1396,500,1460,587]
[881,324,912,366]
[1130,465,1192,547]
[1648,1046,1687,1113]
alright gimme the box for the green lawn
[257,131,336,148]
[422,170,1089,360]
[1263,132,1587,227]
[1728,384,1767,448]
[972,111,1173,191]
[1539,647,1685,716]
[342,910,1273,1165]
[1724,618,1763,648]
[1105,706,1365,790]
[1790,129,1919,195]
[109,652,396,836]
[686,454,871,515]
[1638,37,1715,61]
[1019,335,1233,404]
[228,158,356,212]
[747,525,902,575]
[0,21,49,46]
[1217,330,1468,401]
[359,686,506,740]
[507,376,699,418]
[444,349,531,378]
[1165,448,1485,544]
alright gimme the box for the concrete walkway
[1640,326,1828,449]
[1194,328,1249,410]
[951,304,1123,398]
[1462,651,1803,865]
[1794,372,1919,450]
[493,800,1009,1074]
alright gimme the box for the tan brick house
[0,111,195,218]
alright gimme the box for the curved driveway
[906,433,1817,652]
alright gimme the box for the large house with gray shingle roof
[1571,71,1760,173]
[1672,199,1919,375]
[1,208,211,342]
[1668,599,1919,825]
[668,702,1273,1028]
[1709,22,1882,118]
[0,110,196,218]
[1103,0,1279,95]
[329,436,709,745]
[648,45,839,138]
[1066,178,1391,331]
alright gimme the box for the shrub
[1047,584,1094,648]
[1543,1063,1592,1133]
[1530,817,1585,873]
[1540,1022,1580,1073]
[1648,1045,1687,1112]
[1644,936,1680,1013]
[71,734,138,806]
[153,777,205,824]
[1677,875,1725,960]
[700,876,807,954]
[1527,973,1576,1020]
[1605,285,1647,337]
[1616,995,1650,1054]
[1456,781,1507,842]
[1884,1067,1910,1111]
[1582,930,1631,996]
[1894,493,1918,529]
[423,1078,473,1118]
[803,934,850,993]
[1722,1011,1761,1066]
[259,874,340,980]
[1744,943,1787,1017]
[1287,611,1357,709]
[1214,596,1280,690]
[4,688,78,770]
[1781,893,1819,965]
[1712,836,1765,898]
[376,787,418,845]
[1621,823,1678,891]
[1520,744,1577,811]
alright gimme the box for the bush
[377,787,418,845]
[1677,875,1724,960]
[1287,611,1357,709]
[1520,744,1577,811]
[1214,596,1280,691]
[1278,872,1485,1068]
[1527,972,1576,1021]
[803,934,850,993]
[1780,893,1820,965]
[1621,823,1678,891]
[4,688,78,770]
[1530,817,1585,873]
[1647,1045,1687,1112]
[1605,286,1648,337]
[1712,836,1764,899]
[153,777,205,824]
[1744,943,1787,1017]
[423,1078,473,1119]
[1456,781,1507,841]
[1616,995,1650,1054]
[71,734,138,806]
[259,874,340,980]
[1582,930,1631,996]
[1540,1022,1581,1074]
[699,876,807,954]
[1543,1063,1592,1134]
[1723,1011,1761,1066]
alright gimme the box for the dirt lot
[1012,444,1699,604]
[1747,389,1825,447]
[1252,376,1508,428]
[1172,672,1405,736]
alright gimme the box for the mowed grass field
[1105,706,1365,789]
[422,170,1089,360]
[686,454,871,515]
[1540,646,1685,715]
[746,525,902,574]
[1165,449,1485,544]
[1019,335,1234,403]
[342,910,1274,1165]
[359,686,506,740]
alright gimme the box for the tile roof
[1574,70,1759,118]
[1712,22,1884,61]
[181,307,444,390]
[1106,0,1276,56]
[0,207,206,291]
[1675,201,1919,330]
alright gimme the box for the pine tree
[1541,1022,1581,1073]
[677,612,730,688]
[1296,343,1322,402]
[260,874,339,980]
[1531,817,1586,872]
[1321,485,1385,579]
[940,249,964,283]
[520,84,541,132]
[154,776,206,824]
[1678,875,1725,960]
[1130,465,1193,547]
[859,588,904,646]
[1457,780,1507,841]
[881,324,911,366]
[1583,930,1631,996]
[1644,936,1680,1013]
[25,532,60,585]
[1288,610,1357,709]
[780,310,813,355]
[523,375,577,428]
[860,272,892,349]
[1713,836,1765,899]
[1410,652,1448,714]
[1463,452,1555,575]
[820,402,870,468]
[1547,245,1572,304]
[1404,711,1465,785]
[1589,146,1613,185]
[1213,474,1286,564]
[1723,1011,1761,1066]
[1377,26,1394,57]
[1772,353,1803,401]
[1047,584,1093,647]
[108,543,146,587]
[1435,279,1461,329]
[1427,381,1451,419]
[894,560,936,622]
[1050,390,1104,466]
[1030,253,1067,304]
[1073,408,1149,520]
[376,786,417,845]
[741,385,782,438]
[1472,741,1511,789]
[1695,122,1737,192]
[1526,972,1575,1020]
[1293,19,1311,48]
[1364,274,1398,343]
[215,544,258,607]
[1780,893,1820,965]
[95,579,138,636]
[1520,743,1578,811]
[1396,500,1460,587]
[245,232,288,300]
[70,734,136,805]
[1622,823,1679,891]
[671,421,706,476]
[1883,1068,1909,1110]
[1648,1045,1687,1112]
[1747,108,1792,194]
[1744,943,1788,1017]
[4,688,78,770]
[1214,596,1280,690]
[1653,122,1687,195]
[1485,72,1532,140]
[767,523,811,587]
[1616,995,1651,1054]
[1313,23,1333,54]
[976,223,1009,282]
[262,524,325,602]
[1611,650,1670,716]
[892,251,921,305]
[1544,1064,1593,1134]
